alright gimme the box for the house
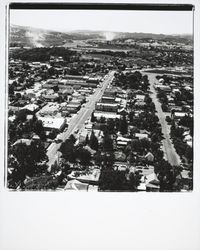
[37,103,60,117]
[135,101,146,108]
[22,103,39,113]
[63,75,85,81]
[136,94,145,101]
[13,138,32,146]
[174,112,188,119]
[117,136,131,143]
[42,94,59,102]
[104,88,116,97]
[116,141,128,148]
[145,173,160,191]
[155,85,171,92]
[64,180,89,191]
[145,152,154,162]
[67,168,101,185]
[86,77,99,84]
[183,134,192,143]
[64,179,98,191]
[58,86,74,95]
[135,133,149,140]
[114,151,126,162]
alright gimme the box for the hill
[10,24,192,48]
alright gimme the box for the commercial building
[66,103,81,113]
[101,96,116,103]
[95,102,118,112]
[38,117,66,131]
[93,111,121,120]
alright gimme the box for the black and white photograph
[1,1,200,250]
[6,3,194,192]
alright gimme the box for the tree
[8,141,47,188]
[9,85,14,95]
[185,146,193,162]
[99,169,128,191]
[144,95,152,105]
[59,140,76,163]
[99,116,106,124]
[106,119,115,134]
[69,134,76,144]
[128,171,141,191]
[179,115,193,131]
[128,111,135,123]
[85,134,89,145]
[91,112,96,122]
[77,147,91,166]
[161,103,168,112]
[49,129,57,140]
[89,130,99,151]
[119,114,128,135]
[33,120,46,140]
[52,85,59,92]
[16,109,27,122]
[103,132,113,152]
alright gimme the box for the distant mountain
[113,32,193,43]
[10,24,192,48]
[10,25,105,47]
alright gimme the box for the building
[145,173,160,191]
[95,102,118,112]
[22,103,39,113]
[155,85,171,92]
[37,103,60,117]
[134,133,149,140]
[93,111,121,120]
[38,117,66,131]
[67,168,101,185]
[101,96,116,103]
[66,103,81,113]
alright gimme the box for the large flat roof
[94,111,121,119]
[39,117,65,130]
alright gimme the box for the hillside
[10,24,192,48]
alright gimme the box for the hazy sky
[10,9,193,35]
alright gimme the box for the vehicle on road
[54,139,63,144]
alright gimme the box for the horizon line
[10,24,193,37]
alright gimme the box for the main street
[46,70,116,168]
[143,71,181,166]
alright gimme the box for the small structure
[145,152,154,162]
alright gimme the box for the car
[54,139,63,144]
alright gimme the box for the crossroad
[46,70,116,167]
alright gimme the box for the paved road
[46,70,116,168]
[143,71,181,166]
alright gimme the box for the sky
[10,9,193,35]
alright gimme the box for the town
[7,26,193,191]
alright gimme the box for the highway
[143,71,181,166]
[46,70,116,168]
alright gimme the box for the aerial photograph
[7,5,193,191]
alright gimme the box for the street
[143,72,181,166]
[46,70,116,167]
